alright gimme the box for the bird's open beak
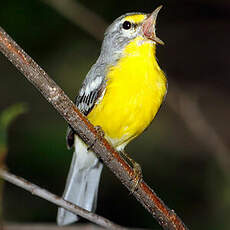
[142,5,164,45]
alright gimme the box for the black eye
[122,21,132,30]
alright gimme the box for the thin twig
[42,0,230,173]
[2,223,148,230]
[42,0,108,40]
[1,223,102,230]
[0,27,188,230]
[168,84,230,173]
[0,168,126,230]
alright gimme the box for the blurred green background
[0,0,230,229]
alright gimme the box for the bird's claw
[87,125,104,151]
[120,151,143,193]
[131,161,143,193]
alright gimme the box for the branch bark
[0,27,188,230]
[0,168,126,230]
[3,223,148,230]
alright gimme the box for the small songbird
[57,6,167,225]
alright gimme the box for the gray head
[99,6,164,64]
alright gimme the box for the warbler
[57,6,167,225]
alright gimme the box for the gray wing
[76,61,107,115]
[66,62,107,149]
[76,76,104,116]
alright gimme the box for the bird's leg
[120,150,143,192]
[87,126,105,151]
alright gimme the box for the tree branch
[0,27,188,230]
[0,168,126,230]
[3,223,148,230]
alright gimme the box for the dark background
[0,0,230,229]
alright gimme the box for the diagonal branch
[0,27,188,230]
[0,168,126,230]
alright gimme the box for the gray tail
[57,136,103,226]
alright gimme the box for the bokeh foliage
[0,103,27,221]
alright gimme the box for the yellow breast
[87,36,167,150]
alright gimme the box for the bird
[57,6,167,226]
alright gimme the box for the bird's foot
[132,161,142,193]
[95,125,105,138]
[87,125,104,151]
[120,151,143,192]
